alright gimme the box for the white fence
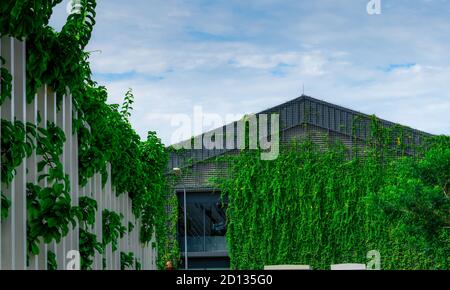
[0,36,156,270]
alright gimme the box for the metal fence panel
[0,37,156,270]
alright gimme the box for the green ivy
[0,1,61,39]
[102,209,126,252]
[153,177,180,269]
[47,250,57,270]
[128,221,134,234]
[26,122,78,256]
[79,228,102,270]
[135,258,142,270]
[0,56,12,105]
[0,118,78,256]
[120,252,134,270]
[1,0,178,267]
[216,120,449,270]
[1,120,34,185]
[1,193,11,221]
[138,131,170,242]
[78,196,97,227]
[78,196,102,270]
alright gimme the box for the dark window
[178,192,227,253]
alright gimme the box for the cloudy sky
[50,0,450,145]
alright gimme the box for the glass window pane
[178,192,227,253]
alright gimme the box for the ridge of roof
[169,94,432,148]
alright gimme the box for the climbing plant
[216,119,449,270]
[47,250,57,270]
[135,258,142,270]
[1,119,32,221]
[26,122,77,257]
[0,120,34,185]
[78,196,98,228]
[78,196,102,270]
[0,56,12,105]
[153,177,180,270]
[120,252,134,270]
[1,193,10,221]
[0,0,178,268]
[0,118,78,257]
[102,209,126,252]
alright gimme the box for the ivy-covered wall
[216,123,449,269]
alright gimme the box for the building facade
[167,95,431,269]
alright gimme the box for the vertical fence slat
[26,81,38,270]
[63,92,73,259]
[36,85,48,270]
[107,174,112,270]
[110,186,114,270]
[113,188,119,270]
[102,174,108,269]
[56,91,66,269]
[2,36,18,270]
[46,86,59,269]
[95,173,102,270]
[125,194,130,264]
[132,212,136,270]
[120,192,126,269]
[12,38,27,270]
[0,36,2,270]
[99,173,104,270]
[139,220,144,270]
[107,163,116,270]
[89,177,98,270]
[133,202,136,270]
[72,100,79,258]
[80,175,85,267]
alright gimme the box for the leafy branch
[102,209,126,252]
[120,251,134,270]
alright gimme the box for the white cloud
[49,0,450,145]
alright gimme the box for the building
[167,95,431,270]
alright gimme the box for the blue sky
[50,0,450,145]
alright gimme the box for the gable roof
[168,95,432,170]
